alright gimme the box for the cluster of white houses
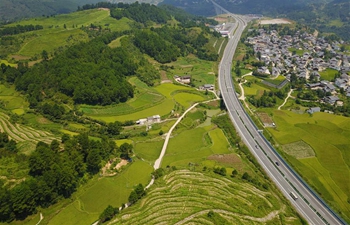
[247,27,350,111]
[174,75,215,90]
[136,115,161,125]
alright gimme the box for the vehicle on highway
[275,161,279,166]
[290,192,298,200]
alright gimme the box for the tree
[119,143,133,159]
[50,140,60,153]
[152,168,164,179]
[10,182,36,220]
[128,190,138,204]
[99,205,119,224]
[231,169,238,177]
[107,121,123,135]
[0,187,13,222]
[61,134,70,143]
[86,149,101,174]
[41,50,49,61]
[257,51,261,60]
[134,184,145,198]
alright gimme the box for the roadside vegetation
[0,3,225,224]
[234,21,350,223]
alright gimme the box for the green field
[115,139,133,147]
[173,92,205,108]
[134,140,164,162]
[0,113,58,154]
[80,77,165,116]
[288,47,304,56]
[0,84,28,114]
[86,81,211,123]
[112,170,304,225]
[154,83,194,98]
[320,68,339,81]
[90,99,174,122]
[164,56,217,87]
[162,122,232,168]
[18,29,88,57]
[44,160,153,225]
[0,59,16,67]
[328,19,344,27]
[6,9,131,58]
[108,35,127,48]
[243,77,270,96]
[268,110,350,220]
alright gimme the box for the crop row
[111,170,286,225]
[0,113,57,145]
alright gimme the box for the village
[245,26,350,112]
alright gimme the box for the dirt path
[35,213,43,225]
[213,40,217,48]
[238,72,252,101]
[278,89,293,110]
[174,205,285,225]
[153,103,200,170]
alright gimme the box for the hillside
[0,0,101,22]
[0,3,227,223]
[161,0,349,40]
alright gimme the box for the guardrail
[226,57,347,225]
[218,13,347,225]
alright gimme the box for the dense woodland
[0,25,43,36]
[162,0,350,41]
[14,32,136,106]
[0,133,121,222]
[0,3,219,109]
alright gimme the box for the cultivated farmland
[268,110,350,221]
[111,170,304,225]
[0,113,57,154]
[4,9,131,61]
[41,160,153,225]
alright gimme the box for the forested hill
[0,0,100,22]
[1,2,219,109]
[160,0,329,17]
[162,0,349,40]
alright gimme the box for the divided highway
[215,3,347,225]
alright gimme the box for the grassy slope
[111,170,303,225]
[3,9,131,59]
[39,160,153,225]
[87,81,209,123]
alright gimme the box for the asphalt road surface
[214,2,347,224]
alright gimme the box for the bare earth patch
[180,65,193,68]
[115,159,128,170]
[282,140,315,159]
[10,55,30,60]
[259,19,291,25]
[256,112,274,127]
[208,153,242,168]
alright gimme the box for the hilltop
[161,0,350,40]
[0,0,102,22]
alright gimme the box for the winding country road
[278,88,293,110]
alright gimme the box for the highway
[214,2,347,225]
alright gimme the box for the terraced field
[111,170,303,225]
[0,113,57,153]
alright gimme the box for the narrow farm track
[111,170,290,225]
[0,113,57,147]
